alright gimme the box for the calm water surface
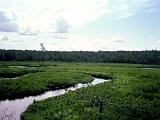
[0,78,110,120]
[141,68,160,70]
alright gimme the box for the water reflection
[0,77,21,80]
[0,78,110,120]
[9,66,28,68]
[141,68,160,70]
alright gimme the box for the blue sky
[0,0,160,51]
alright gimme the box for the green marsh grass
[0,61,159,119]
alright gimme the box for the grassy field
[0,61,160,120]
[0,62,93,100]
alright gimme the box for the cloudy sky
[0,0,160,51]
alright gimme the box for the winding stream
[0,77,110,120]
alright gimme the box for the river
[0,77,110,120]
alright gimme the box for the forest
[0,49,160,64]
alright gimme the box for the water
[0,77,20,80]
[141,68,160,70]
[0,78,110,120]
[9,66,28,68]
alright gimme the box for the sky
[0,0,160,51]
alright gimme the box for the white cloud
[111,36,125,43]
[0,11,9,22]
[0,32,23,43]
[0,0,157,33]
[0,0,108,33]
[45,35,116,51]
[108,0,158,19]
[113,40,125,43]
[52,33,69,39]
[0,10,18,32]
[19,29,38,36]
[150,40,160,50]
[54,17,70,33]
[0,35,9,41]
[0,0,159,51]
[11,39,22,43]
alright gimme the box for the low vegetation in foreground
[0,61,160,119]
[0,62,92,100]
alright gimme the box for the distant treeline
[0,49,160,64]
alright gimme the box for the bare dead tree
[40,43,47,62]
[40,43,46,52]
